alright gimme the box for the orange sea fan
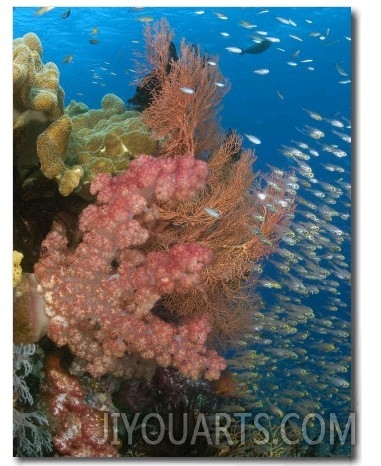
[138,19,229,158]
[144,131,295,346]
[131,21,296,348]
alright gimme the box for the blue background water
[13,6,351,172]
[13,6,352,455]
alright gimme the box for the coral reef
[131,22,296,346]
[136,19,228,158]
[13,32,64,121]
[13,250,49,344]
[151,131,296,345]
[12,21,303,458]
[33,155,226,380]
[36,94,157,196]
[13,343,53,457]
[13,32,64,188]
[13,251,23,287]
[14,273,49,344]
[41,354,119,457]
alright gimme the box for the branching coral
[128,22,296,346]
[13,344,53,457]
[137,19,228,158]
[147,131,296,345]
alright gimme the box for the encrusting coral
[36,94,157,196]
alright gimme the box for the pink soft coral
[34,155,226,380]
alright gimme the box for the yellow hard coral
[13,273,48,344]
[36,114,71,178]
[13,32,64,121]
[65,100,89,117]
[20,31,42,56]
[36,94,157,195]
[59,165,84,196]
[122,130,157,157]
[13,252,48,343]
[13,251,24,288]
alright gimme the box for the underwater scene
[13,6,352,458]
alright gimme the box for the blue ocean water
[13,6,352,456]
[13,6,351,173]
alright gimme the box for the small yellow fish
[291,49,300,59]
[91,27,99,35]
[239,21,256,29]
[266,36,280,43]
[225,46,243,54]
[302,108,323,121]
[138,16,154,23]
[214,12,228,20]
[35,7,55,16]
[275,16,290,25]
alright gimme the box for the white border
[4,1,378,464]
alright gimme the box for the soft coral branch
[34,155,226,380]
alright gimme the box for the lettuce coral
[36,94,157,196]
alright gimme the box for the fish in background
[61,8,71,19]
[225,39,272,55]
[34,7,55,16]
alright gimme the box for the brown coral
[13,32,64,121]
[36,94,157,196]
[146,131,296,346]
[13,273,48,344]
[137,19,228,158]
